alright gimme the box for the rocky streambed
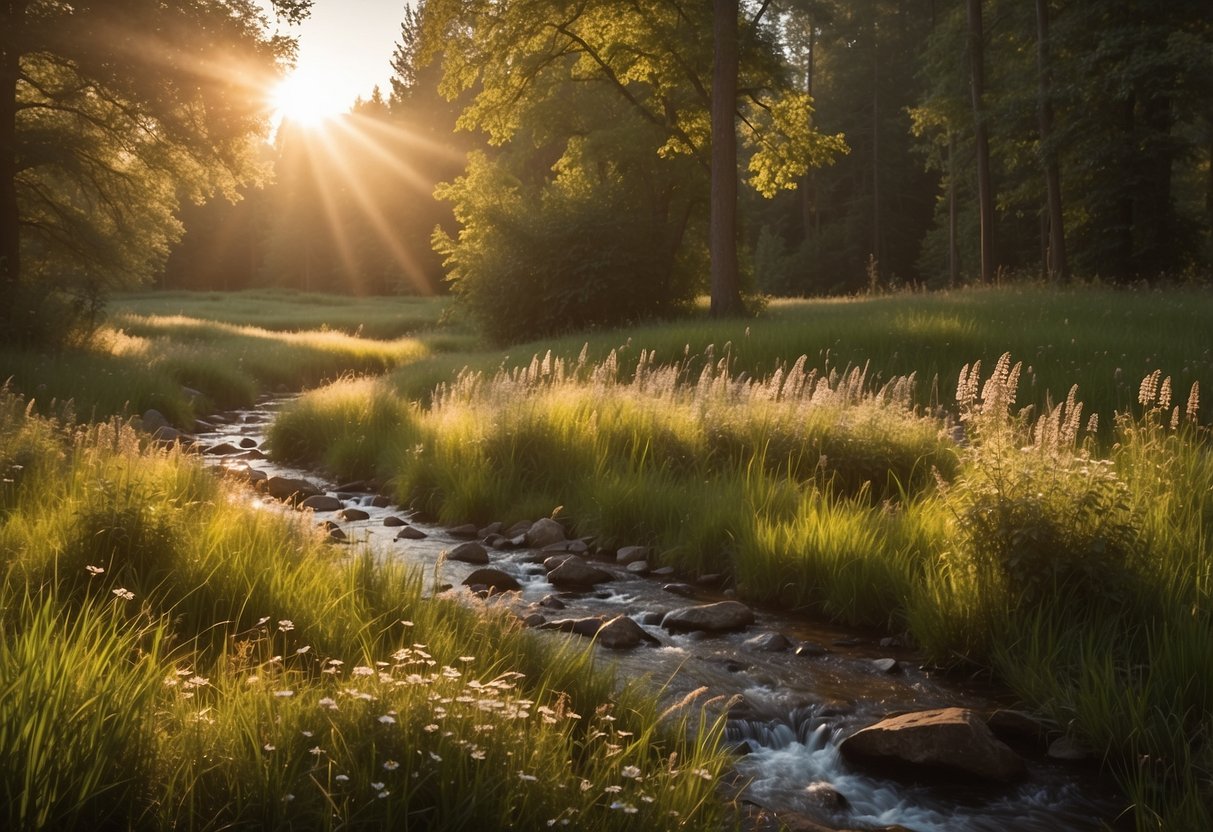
[172,396,1126,832]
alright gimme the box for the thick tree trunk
[710,0,742,316]
[1035,0,1066,282]
[966,0,995,283]
[948,132,959,285]
[0,5,23,340]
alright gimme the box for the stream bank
[184,395,1127,832]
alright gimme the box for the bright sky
[260,0,413,120]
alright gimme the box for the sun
[270,68,351,127]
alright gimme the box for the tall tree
[1034,0,1065,282]
[966,0,995,283]
[710,0,742,316]
[0,0,309,344]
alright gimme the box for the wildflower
[257,616,270,626]
[86,565,104,576]
[691,768,713,780]
[458,655,475,663]
[378,714,396,724]
[383,759,400,770]
[470,748,486,760]
[246,674,260,685]
[429,752,443,762]
[318,697,337,710]
[112,588,135,601]
[518,771,537,782]
[378,790,390,799]
[400,620,414,627]
[301,730,313,737]
[352,666,374,677]
[263,743,276,752]
[335,774,350,782]
[309,746,324,756]
[274,690,295,698]
[284,794,295,802]
[296,645,311,655]
[185,675,210,688]
[621,765,642,779]
[423,723,439,733]
[609,802,638,814]
[371,781,385,790]
[277,619,295,631]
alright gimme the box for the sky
[260,0,413,114]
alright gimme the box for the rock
[338,507,370,522]
[596,616,658,649]
[639,611,665,626]
[804,782,849,810]
[651,566,676,577]
[141,409,170,433]
[839,707,1026,783]
[317,520,341,532]
[503,519,532,537]
[615,545,649,565]
[871,658,902,674]
[626,560,650,575]
[151,425,191,445]
[223,463,267,485]
[661,601,755,634]
[697,573,725,587]
[986,709,1051,747]
[521,612,546,628]
[370,495,392,508]
[447,542,490,565]
[542,541,572,554]
[266,476,322,503]
[526,517,566,548]
[239,437,258,449]
[744,632,792,653]
[335,480,370,492]
[542,553,577,571]
[879,636,905,649]
[479,521,503,537]
[537,595,566,610]
[448,523,479,538]
[462,568,521,593]
[566,539,589,555]
[383,516,406,527]
[546,556,612,588]
[327,527,348,542]
[203,442,242,456]
[662,582,698,598]
[235,449,267,460]
[396,526,427,540]
[544,617,606,638]
[180,386,205,405]
[300,495,343,512]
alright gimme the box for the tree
[710,0,742,316]
[0,0,310,345]
[966,0,995,283]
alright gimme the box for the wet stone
[526,517,566,547]
[651,566,676,577]
[537,595,566,610]
[447,542,489,565]
[338,507,370,522]
[370,495,392,508]
[479,521,503,537]
[395,526,427,540]
[661,600,755,634]
[615,545,649,565]
[203,442,242,456]
[462,567,521,593]
[796,642,829,658]
[448,523,479,538]
[871,658,902,674]
[301,495,343,512]
[744,632,793,653]
[520,612,546,628]
[382,516,406,527]
[663,582,698,598]
[239,437,257,449]
[625,560,650,575]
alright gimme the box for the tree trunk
[1035,0,1066,282]
[966,0,995,283]
[0,5,23,340]
[871,22,881,270]
[710,0,742,316]
[948,131,959,285]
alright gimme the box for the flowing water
[194,397,1127,832]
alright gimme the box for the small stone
[795,642,829,658]
[744,632,792,653]
[395,526,427,540]
[626,560,650,575]
[521,612,546,628]
[544,617,606,638]
[871,658,902,674]
[328,527,348,542]
[596,616,657,649]
[1047,735,1094,761]
[651,566,676,577]
[542,554,577,571]
[526,517,566,547]
[639,611,665,626]
[615,545,649,565]
[537,595,566,610]
[804,782,848,810]
[661,601,754,634]
[370,495,392,508]
[300,495,343,511]
[203,442,242,456]
[566,539,588,555]
[662,582,697,598]
[447,542,489,565]
[462,568,521,593]
[383,516,406,527]
[239,438,257,449]
[338,507,370,522]
[448,523,479,538]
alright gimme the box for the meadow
[3,284,1211,829]
[267,285,1213,830]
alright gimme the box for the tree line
[2,1,1210,347]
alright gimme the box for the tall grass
[0,392,734,830]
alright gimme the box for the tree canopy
[0,0,310,345]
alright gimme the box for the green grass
[268,284,1213,830]
[0,391,734,831]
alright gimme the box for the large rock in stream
[265,476,322,503]
[839,707,1026,783]
[546,556,612,588]
[660,600,755,634]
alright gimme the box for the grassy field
[267,284,1213,830]
[0,392,731,830]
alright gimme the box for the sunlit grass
[0,392,733,830]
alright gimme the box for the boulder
[266,476,322,503]
[526,517,566,548]
[803,781,848,810]
[151,425,191,445]
[870,658,902,675]
[383,516,406,527]
[396,526,427,540]
[239,437,258,449]
[661,601,755,634]
[795,642,829,658]
[449,523,479,539]
[462,568,521,593]
[447,542,490,565]
[479,521,504,537]
[203,442,242,456]
[651,566,676,577]
[300,495,343,512]
[596,616,658,649]
[615,545,649,566]
[537,595,566,610]
[546,556,612,588]
[542,553,578,571]
[338,507,370,522]
[1047,735,1094,761]
[544,617,606,638]
[504,520,533,538]
[141,409,170,433]
[370,495,392,508]
[662,582,698,598]
[625,560,650,575]
[839,707,1026,783]
[744,632,792,653]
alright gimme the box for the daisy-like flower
[620,765,642,779]
[470,749,486,760]
[112,588,135,601]
[370,781,385,791]
[334,774,350,783]
[428,752,443,762]
[86,565,104,576]
[257,616,270,626]
[383,760,400,771]
[352,666,374,677]
[309,746,324,756]
[296,645,311,655]
[378,790,390,799]
[378,714,396,724]
[277,620,295,631]
[273,690,295,698]
[318,697,337,710]
[263,743,276,752]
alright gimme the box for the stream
[193,396,1127,832]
